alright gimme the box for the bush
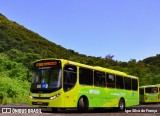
[0,77,30,104]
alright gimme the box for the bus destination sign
[35,61,58,67]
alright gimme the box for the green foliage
[0,13,160,104]
[0,77,30,104]
[0,52,30,104]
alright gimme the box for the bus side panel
[144,93,159,103]
[104,89,120,107]
[77,87,139,108]
[77,86,109,108]
[77,86,98,108]
[63,84,79,107]
[104,89,138,107]
[125,90,139,107]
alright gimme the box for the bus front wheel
[77,97,89,112]
[118,98,125,111]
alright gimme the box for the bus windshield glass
[145,87,158,93]
[30,60,62,93]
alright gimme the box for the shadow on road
[41,108,121,113]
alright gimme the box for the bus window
[145,87,158,93]
[106,74,115,88]
[124,77,131,90]
[94,71,106,87]
[116,75,124,89]
[79,68,93,86]
[132,79,138,91]
[63,65,77,92]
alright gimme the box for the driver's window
[63,65,77,92]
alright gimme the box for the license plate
[37,101,42,105]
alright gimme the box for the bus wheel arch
[118,97,125,111]
[77,95,89,112]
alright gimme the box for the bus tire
[118,98,125,111]
[77,96,89,112]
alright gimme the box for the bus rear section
[139,85,160,103]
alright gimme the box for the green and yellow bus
[139,84,160,103]
[28,58,139,112]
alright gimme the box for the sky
[0,0,160,62]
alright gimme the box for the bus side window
[132,79,138,91]
[152,87,158,93]
[116,75,124,89]
[106,74,115,88]
[124,77,131,90]
[63,65,77,92]
[94,71,105,87]
[79,68,93,86]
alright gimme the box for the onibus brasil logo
[1,107,42,113]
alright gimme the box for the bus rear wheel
[118,98,125,111]
[77,97,89,112]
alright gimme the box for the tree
[105,54,114,60]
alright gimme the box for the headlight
[50,93,61,100]
[29,93,33,99]
[29,96,33,99]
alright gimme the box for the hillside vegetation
[0,13,160,104]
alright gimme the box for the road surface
[0,104,160,116]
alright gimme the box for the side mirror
[27,70,32,82]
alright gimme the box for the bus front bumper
[29,96,63,108]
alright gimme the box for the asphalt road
[0,104,160,116]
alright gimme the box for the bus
[28,58,139,112]
[139,84,160,103]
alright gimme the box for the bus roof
[66,59,138,79]
[93,66,127,76]
[66,60,128,76]
[140,84,160,88]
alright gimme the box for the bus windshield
[30,63,62,93]
[145,87,158,93]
